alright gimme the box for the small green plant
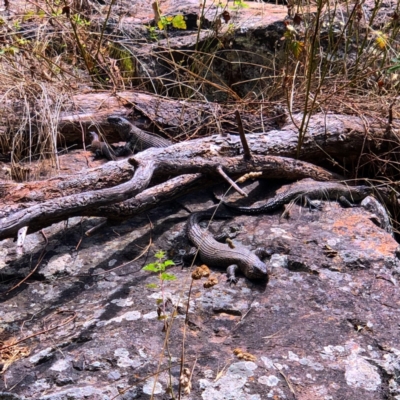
[146,25,159,41]
[283,24,304,59]
[22,11,35,22]
[388,57,400,73]
[230,0,249,11]
[71,14,90,27]
[142,250,178,396]
[143,250,176,289]
[0,45,19,56]
[16,37,29,46]
[157,14,187,30]
[12,20,21,31]
[51,9,62,17]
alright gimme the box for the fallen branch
[0,111,396,241]
[0,152,337,240]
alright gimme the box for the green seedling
[230,0,249,11]
[143,250,176,289]
[158,14,187,30]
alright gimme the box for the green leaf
[389,65,400,73]
[231,0,249,9]
[143,263,159,272]
[290,40,304,59]
[389,58,400,73]
[155,250,166,259]
[16,37,29,45]
[163,260,175,267]
[22,11,35,22]
[4,46,19,55]
[158,16,170,30]
[146,283,158,289]
[172,15,186,29]
[161,272,177,281]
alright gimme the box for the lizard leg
[93,149,103,160]
[114,143,133,157]
[338,196,358,208]
[226,265,239,284]
[304,196,323,211]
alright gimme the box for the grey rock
[107,370,121,381]
[39,386,111,400]
[1,180,400,399]
[0,393,24,400]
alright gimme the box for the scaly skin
[107,115,172,152]
[186,210,268,283]
[224,179,373,214]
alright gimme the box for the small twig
[0,310,76,351]
[262,327,286,339]
[178,279,195,399]
[112,356,203,400]
[188,358,197,387]
[274,363,296,398]
[214,361,231,382]
[85,219,108,236]
[7,375,27,392]
[216,165,247,197]
[235,110,252,160]
[6,230,48,294]
[95,0,117,59]
[75,240,152,277]
[231,304,255,333]
[75,217,86,250]
[386,98,396,138]
[273,364,296,399]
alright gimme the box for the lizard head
[246,257,268,280]
[107,115,132,141]
[355,185,374,199]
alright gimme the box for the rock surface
[1,1,400,399]
[1,179,400,399]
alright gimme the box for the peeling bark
[2,112,389,202]
[5,89,390,146]
[0,112,395,240]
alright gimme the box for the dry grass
[0,0,398,181]
[1,1,400,396]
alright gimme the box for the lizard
[107,115,172,154]
[88,131,116,161]
[186,208,269,283]
[222,178,373,214]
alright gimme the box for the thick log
[2,112,393,203]
[0,126,340,242]
[0,162,134,203]
[5,90,390,148]
[0,153,337,240]
[0,110,396,240]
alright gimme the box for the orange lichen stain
[332,213,397,256]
